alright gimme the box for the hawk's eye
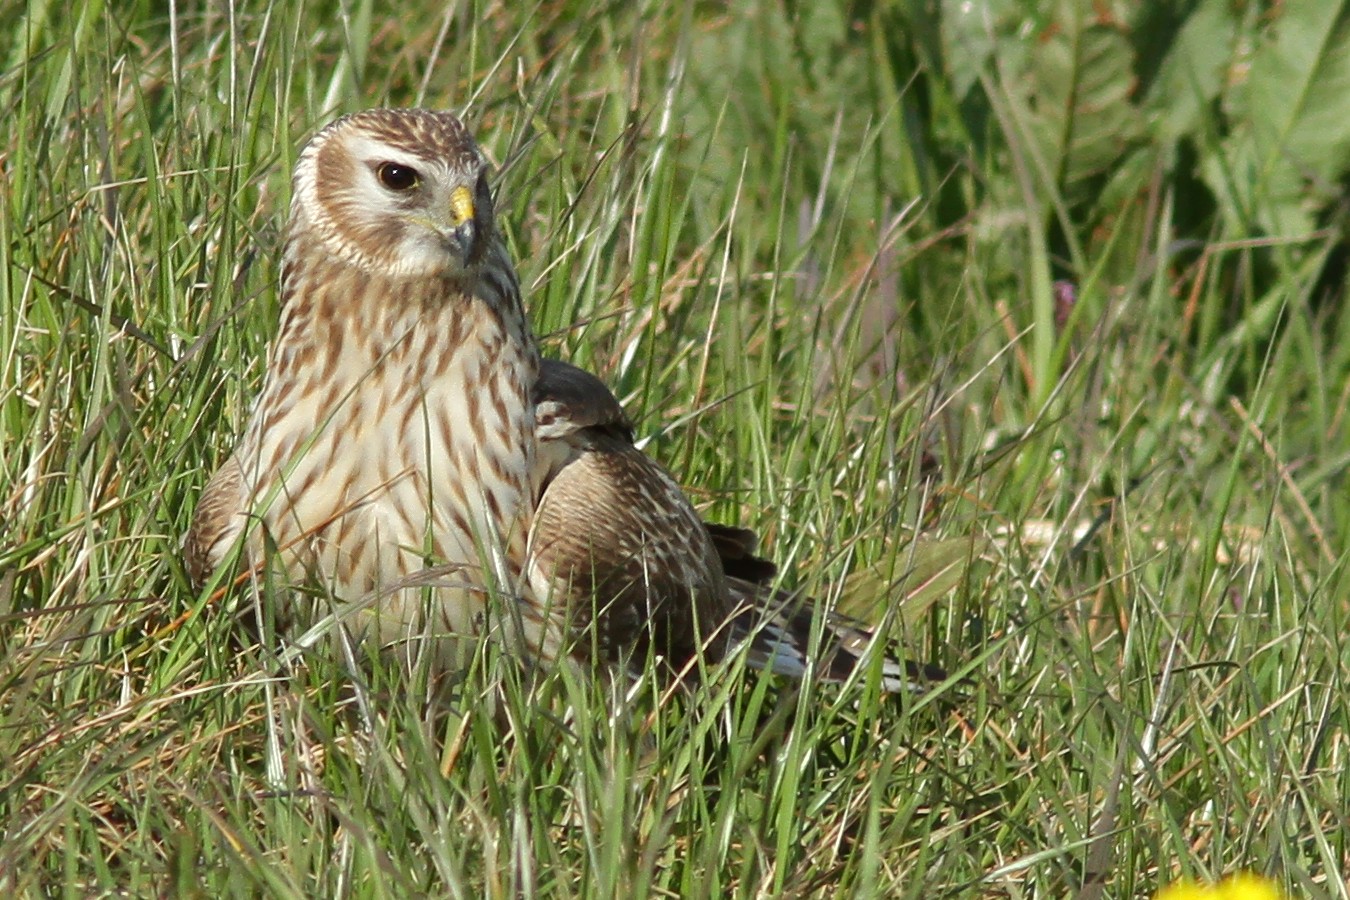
[376,162,420,191]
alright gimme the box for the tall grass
[2,1,1347,896]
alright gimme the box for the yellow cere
[449,185,475,226]
[1154,872,1286,900]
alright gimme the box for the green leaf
[1025,8,1144,202]
[1206,0,1350,237]
[1143,0,1239,141]
[940,0,1027,100]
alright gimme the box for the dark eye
[376,162,420,191]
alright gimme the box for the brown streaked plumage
[527,359,942,691]
[186,108,544,670]
[526,358,729,670]
[187,108,937,692]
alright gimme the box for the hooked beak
[443,184,478,266]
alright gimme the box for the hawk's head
[290,108,498,279]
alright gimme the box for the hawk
[187,108,936,691]
[185,108,542,670]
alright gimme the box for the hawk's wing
[184,454,247,588]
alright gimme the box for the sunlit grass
[1,1,1346,896]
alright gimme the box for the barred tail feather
[723,578,946,694]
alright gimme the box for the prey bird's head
[290,108,498,279]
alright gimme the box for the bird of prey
[186,108,542,672]
[187,108,934,692]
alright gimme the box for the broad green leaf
[1025,7,1143,202]
[1143,0,1239,141]
[1205,0,1350,238]
[940,0,1027,100]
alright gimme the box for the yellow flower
[1155,872,1285,900]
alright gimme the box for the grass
[2,0,1348,896]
